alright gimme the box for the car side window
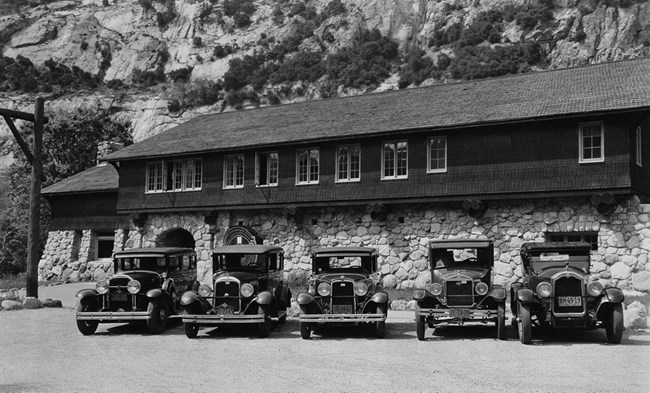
[269,253,278,272]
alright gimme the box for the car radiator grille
[106,290,135,311]
[446,280,474,306]
[553,276,585,313]
[214,281,240,311]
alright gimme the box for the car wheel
[497,302,506,340]
[147,300,169,334]
[416,316,426,341]
[75,301,98,336]
[300,322,311,339]
[517,302,532,345]
[184,322,199,339]
[375,306,386,339]
[257,312,271,338]
[606,303,624,344]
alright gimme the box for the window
[145,159,202,193]
[636,126,642,167]
[256,152,278,187]
[296,148,319,184]
[579,122,604,163]
[224,155,244,189]
[336,145,360,182]
[382,141,408,179]
[546,232,598,251]
[95,232,114,260]
[428,136,447,173]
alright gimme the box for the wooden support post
[25,98,44,298]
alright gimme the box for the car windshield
[116,257,166,272]
[214,253,267,270]
[314,256,372,273]
[430,248,490,268]
[528,252,590,273]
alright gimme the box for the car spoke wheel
[75,301,98,336]
[257,312,271,338]
[416,316,426,341]
[606,303,624,344]
[496,302,506,340]
[375,306,386,339]
[300,322,311,339]
[147,301,168,334]
[517,302,532,344]
[184,322,199,339]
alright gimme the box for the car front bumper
[419,307,500,322]
[76,311,151,321]
[182,313,270,325]
[299,313,386,323]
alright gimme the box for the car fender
[180,290,198,306]
[296,292,315,306]
[516,288,535,303]
[146,288,164,299]
[75,288,98,299]
[255,290,273,306]
[370,291,388,305]
[595,288,625,319]
[490,286,507,301]
[296,292,323,314]
[604,287,624,304]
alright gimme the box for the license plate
[558,296,582,307]
[332,305,353,314]
[449,309,470,318]
[216,307,233,315]
[111,293,127,301]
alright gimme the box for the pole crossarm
[3,115,34,163]
[0,108,49,123]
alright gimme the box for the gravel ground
[1,283,649,393]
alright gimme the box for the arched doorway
[156,228,195,249]
[223,225,263,245]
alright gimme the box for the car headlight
[430,283,443,296]
[96,280,109,295]
[475,282,489,296]
[354,282,369,296]
[317,282,331,296]
[240,283,254,298]
[536,282,552,298]
[198,284,212,297]
[413,289,425,300]
[127,280,141,294]
[587,281,604,297]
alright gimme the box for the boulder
[41,298,63,308]
[390,299,408,311]
[632,271,650,292]
[1,300,23,311]
[406,300,417,311]
[23,297,44,309]
[624,301,648,329]
[382,274,398,289]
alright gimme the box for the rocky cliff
[0,0,649,146]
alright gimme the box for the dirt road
[1,284,649,393]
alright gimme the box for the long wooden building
[41,58,650,290]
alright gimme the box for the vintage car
[297,247,388,339]
[512,242,625,344]
[180,244,290,338]
[413,239,507,341]
[74,247,197,335]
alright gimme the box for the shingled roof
[103,57,650,162]
[42,163,117,195]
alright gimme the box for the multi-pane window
[382,141,408,179]
[297,148,319,184]
[224,155,244,188]
[256,152,279,187]
[428,136,447,173]
[579,122,604,163]
[146,159,202,193]
[547,232,598,251]
[336,145,360,182]
[636,126,642,167]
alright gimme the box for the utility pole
[1,98,48,298]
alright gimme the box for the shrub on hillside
[398,50,438,88]
[456,10,504,48]
[449,42,543,80]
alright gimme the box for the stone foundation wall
[38,197,650,296]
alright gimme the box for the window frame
[579,122,604,164]
[145,159,202,194]
[335,144,361,183]
[256,151,279,187]
[381,140,408,180]
[636,126,642,167]
[146,161,164,193]
[223,154,245,189]
[427,136,447,173]
[296,148,320,185]
[546,232,599,251]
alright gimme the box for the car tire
[184,322,199,339]
[147,300,169,334]
[606,303,624,344]
[375,306,386,339]
[300,322,311,339]
[257,313,271,338]
[416,316,426,341]
[497,302,506,340]
[517,302,532,345]
[75,301,98,336]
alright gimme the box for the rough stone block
[41,298,63,308]
[390,299,408,311]
[23,297,43,309]
[624,301,648,329]
[611,262,632,280]
[1,300,23,311]
[632,271,650,292]
[382,274,397,289]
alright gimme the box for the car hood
[111,270,161,288]
[532,266,587,279]
[433,268,489,281]
[315,273,369,282]
[214,270,259,283]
